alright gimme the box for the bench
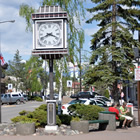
[99,111,116,131]
[89,120,109,130]
[71,119,109,133]
[116,119,124,128]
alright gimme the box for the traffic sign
[67,80,72,87]
[8,84,13,89]
[135,68,140,81]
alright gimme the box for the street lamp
[0,20,15,123]
[0,20,15,24]
[77,29,84,92]
[79,41,82,92]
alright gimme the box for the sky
[0,0,98,63]
[0,0,40,63]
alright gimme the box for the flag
[0,54,5,65]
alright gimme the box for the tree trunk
[111,0,118,101]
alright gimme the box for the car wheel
[22,100,26,104]
[16,100,21,105]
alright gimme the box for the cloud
[84,27,99,36]
[0,0,40,62]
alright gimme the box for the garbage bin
[126,103,133,116]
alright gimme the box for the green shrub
[71,116,80,122]
[36,104,47,111]
[58,114,72,125]
[33,96,43,101]
[68,104,105,120]
[11,104,62,127]
[56,115,61,126]
[11,116,38,125]
[19,110,30,116]
[31,110,47,126]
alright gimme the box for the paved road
[1,101,46,123]
[0,96,70,123]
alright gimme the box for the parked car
[90,98,107,107]
[46,93,59,100]
[61,99,89,115]
[61,98,107,115]
[1,92,25,105]
[23,94,28,101]
[70,91,95,99]
[94,96,112,106]
[92,92,101,96]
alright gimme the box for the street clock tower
[32,6,68,131]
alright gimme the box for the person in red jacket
[108,103,120,120]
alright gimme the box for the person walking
[120,90,125,105]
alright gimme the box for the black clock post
[32,6,68,131]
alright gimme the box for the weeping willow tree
[19,0,85,93]
[24,56,44,94]
[85,0,140,100]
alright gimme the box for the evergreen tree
[86,0,140,100]
[7,50,25,91]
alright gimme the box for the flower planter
[16,123,35,135]
[70,121,89,133]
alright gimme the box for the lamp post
[79,41,82,92]
[0,20,15,24]
[0,20,15,123]
[77,29,84,92]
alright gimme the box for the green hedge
[11,104,61,127]
[11,103,105,127]
[28,96,43,101]
[58,114,72,125]
[68,104,105,120]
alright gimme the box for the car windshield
[96,98,106,103]
[101,97,110,101]
[96,100,105,106]
[69,100,86,105]
[79,92,90,95]
[96,96,110,102]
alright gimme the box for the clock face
[38,23,61,46]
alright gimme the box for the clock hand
[40,33,58,40]
[40,33,50,40]
[49,33,59,39]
